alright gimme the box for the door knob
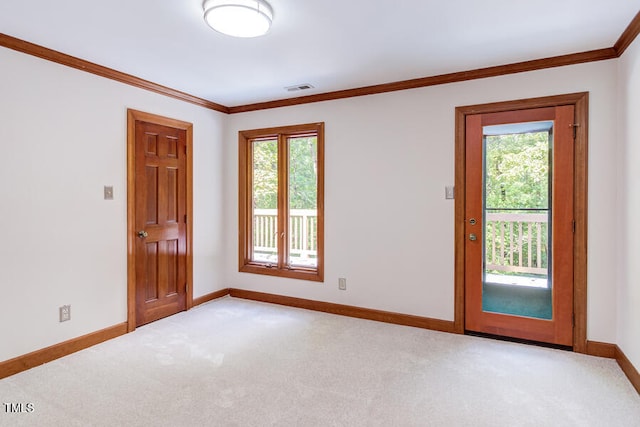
[137,230,148,238]
[469,233,477,241]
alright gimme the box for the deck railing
[254,209,546,274]
[485,211,548,275]
[253,209,317,259]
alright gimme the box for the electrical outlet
[338,278,347,290]
[59,305,71,322]
[104,185,114,200]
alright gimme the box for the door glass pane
[482,121,553,320]
[288,136,318,268]
[252,139,278,264]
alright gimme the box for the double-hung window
[239,122,324,281]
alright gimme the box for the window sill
[239,263,324,282]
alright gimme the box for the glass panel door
[482,121,553,319]
[464,105,575,346]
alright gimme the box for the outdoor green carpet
[482,282,552,319]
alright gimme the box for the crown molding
[2,8,640,114]
[615,10,640,56]
[228,48,615,113]
[0,33,229,114]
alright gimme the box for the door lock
[469,218,477,225]
[469,233,477,241]
[137,230,148,238]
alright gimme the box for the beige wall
[617,36,640,371]
[225,60,620,343]
[0,39,634,366]
[0,47,227,361]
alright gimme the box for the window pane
[288,136,318,267]
[239,122,323,281]
[252,139,278,264]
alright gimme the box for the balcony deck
[485,273,548,289]
[252,209,550,289]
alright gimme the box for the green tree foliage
[485,132,549,210]
[252,139,278,209]
[484,131,550,274]
[289,137,318,209]
[252,137,318,210]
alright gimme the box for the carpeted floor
[1,297,639,426]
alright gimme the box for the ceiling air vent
[285,83,314,92]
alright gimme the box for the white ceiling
[1,1,639,107]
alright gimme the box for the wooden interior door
[128,110,192,328]
[464,106,575,346]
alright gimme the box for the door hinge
[572,220,575,233]
[570,123,580,139]
[184,214,187,224]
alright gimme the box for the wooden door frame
[454,92,589,353]
[126,109,194,332]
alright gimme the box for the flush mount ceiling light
[203,0,274,38]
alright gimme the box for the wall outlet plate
[104,186,114,200]
[59,305,71,322]
[338,278,347,290]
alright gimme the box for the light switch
[104,186,114,200]
[445,186,455,200]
